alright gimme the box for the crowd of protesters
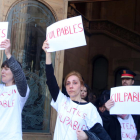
[43,39,140,140]
[1,38,140,140]
[81,70,140,140]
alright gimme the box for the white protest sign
[0,22,8,50]
[110,86,140,114]
[46,15,86,52]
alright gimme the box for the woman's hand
[105,99,115,111]
[0,39,11,59]
[42,40,50,54]
[42,40,52,64]
[76,130,88,140]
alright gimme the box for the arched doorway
[92,56,108,96]
[6,0,56,135]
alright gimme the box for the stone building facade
[0,0,140,139]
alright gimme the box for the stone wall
[64,0,140,93]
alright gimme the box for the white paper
[0,22,8,50]
[46,15,86,52]
[110,86,140,114]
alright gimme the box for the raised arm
[42,40,59,101]
[0,39,27,97]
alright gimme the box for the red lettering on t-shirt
[67,120,72,128]
[122,123,125,129]
[73,108,77,114]
[3,100,7,108]
[62,101,67,106]
[59,115,64,123]
[12,100,14,107]
[76,110,81,117]
[12,90,13,94]
[130,124,135,129]
[73,121,78,130]
[62,116,69,124]
[0,100,15,108]
[125,133,129,138]
[0,101,3,106]
[67,107,72,113]
[0,93,5,96]
[81,125,85,130]
[64,116,70,123]
[126,123,130,129]
[82,113,87,119]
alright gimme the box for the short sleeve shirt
[51,91,102,140]
[0,84,30,140]
[117,115,137,140]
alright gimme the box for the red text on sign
[0,29,6,38]
[46,23,83,40]
[111,92,140,102]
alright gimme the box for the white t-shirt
[117,115,137,140]
[0,84,30,140]
[51,91,102,140]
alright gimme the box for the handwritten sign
[46,15,86,52]
[110,86,140,114]
[0,22,8,50]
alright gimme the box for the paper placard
[46,15,86,52]
[110,86,140,114]
[0,22,8,50]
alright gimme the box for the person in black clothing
[136,133,140,140]
[103,70,140,140]
[42,40,111,140]
[95,90,110,115]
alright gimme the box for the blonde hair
[64,71,84,87]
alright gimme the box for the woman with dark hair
[95,90,110,114]
[81,84,97,104]
[0,39,30,140]
[95,90,110,115]
[42,40,111,140]
[80,84,89,102]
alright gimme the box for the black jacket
[101,110,140,140]
[84,123,111,140]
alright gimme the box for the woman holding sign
[0,39,30,140]
[42,40,111,140]
[103,71,140,140]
